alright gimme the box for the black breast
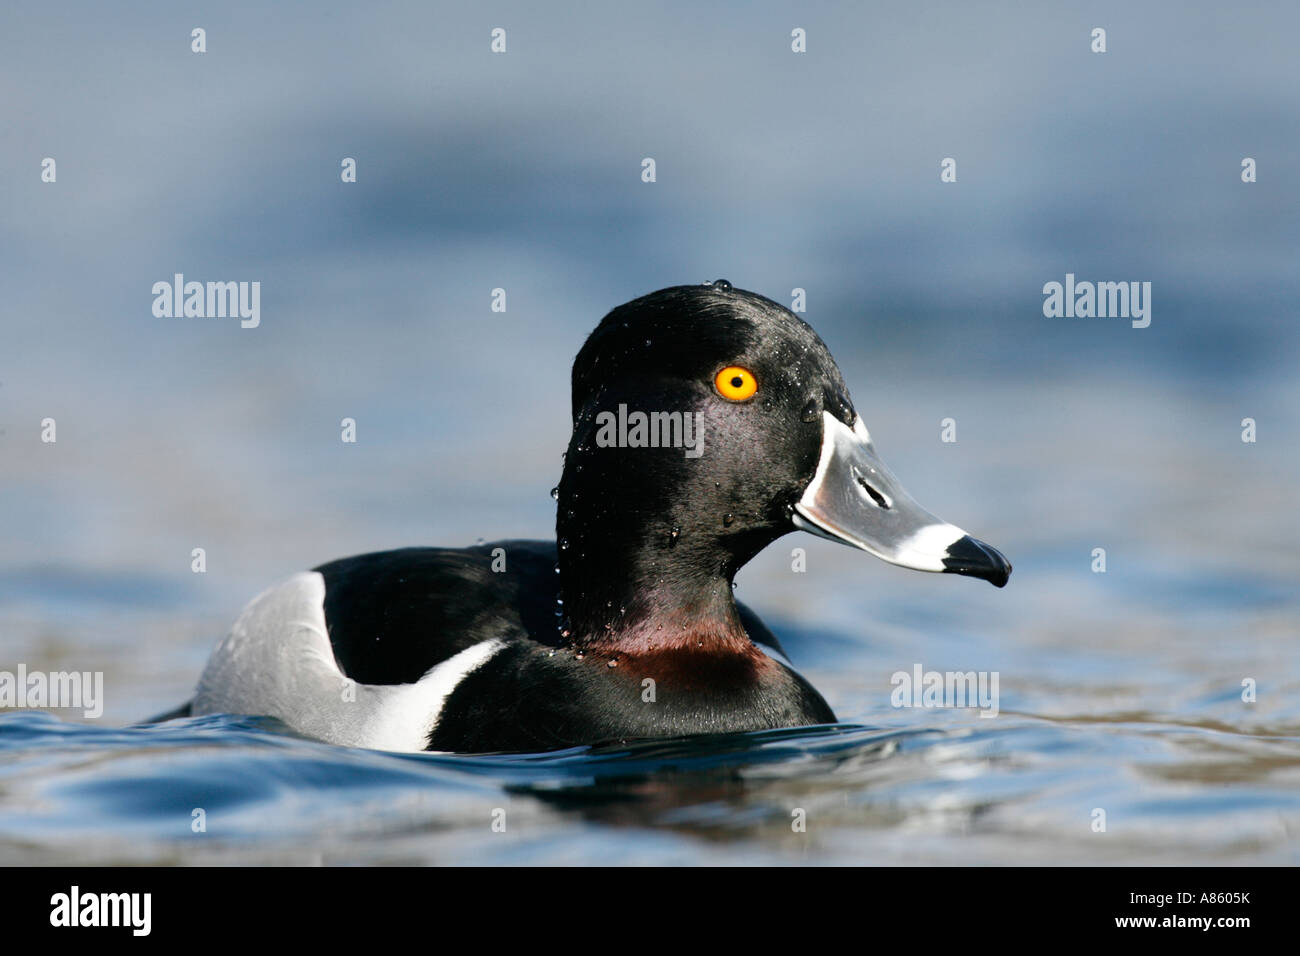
[429,641,835,753]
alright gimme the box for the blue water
[3,701,1297,865]
[3,0,1299,864]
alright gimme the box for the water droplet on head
[559,538,570,550]
[722,512,735,526]
[668,526,681,547]
[550,486,559,500]
[801,399,819,423]
[710,278,732,291]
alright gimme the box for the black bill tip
[942,535,1012,588]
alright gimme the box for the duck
[181,281,1011,754]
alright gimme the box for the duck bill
[793,413,1011,587]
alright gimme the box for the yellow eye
[714,366,758,402]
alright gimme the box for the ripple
[1,709,1297,864]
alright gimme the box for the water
[2,0,1299,864]
[3,707,1297,865]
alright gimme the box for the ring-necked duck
[184,282,1010,753]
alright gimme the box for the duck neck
[554,499,762,654]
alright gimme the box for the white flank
[193,572,503,752]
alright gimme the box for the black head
[555,281,1010,644]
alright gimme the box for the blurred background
[1,1,1297,864]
